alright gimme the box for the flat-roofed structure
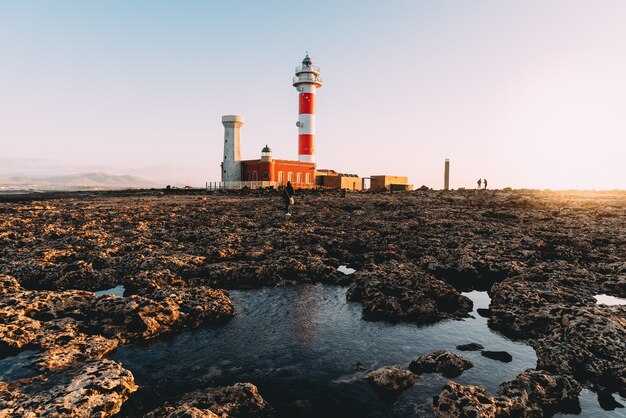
[370,175,413,192]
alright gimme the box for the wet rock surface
[143,382,273,418]
[481,350,513,363]
[497,369,582,415]
[433,381,515,417]
[366,366,418,394]
[0,271,234,415]
[489,278,626,395]
[409,350,474,378]
[1,189,625,415]
[0,359,137,417]
[433,368,582,417]
[346,261,473,323]
[456,343,484,351]
[84,286,234,343]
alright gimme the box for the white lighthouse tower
[293,53,322,163]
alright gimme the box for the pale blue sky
[1,1,625,188]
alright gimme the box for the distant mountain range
[0,172,160,188]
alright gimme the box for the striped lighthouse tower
[293,53,323,163]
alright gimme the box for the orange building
[241,146,315,189]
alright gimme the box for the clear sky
[1,1,625,189]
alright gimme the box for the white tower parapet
[293,53,322,163]
[221,115,244,182]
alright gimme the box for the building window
[305,173,311,184]
[297,173,302,184]
[263,171,269,180]
[253,171,258,181]
[288,172,294,182]
[278,171,284,183]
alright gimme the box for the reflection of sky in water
[337,265,356,275]
[0,350,38,381]
[594,294,626,306]
[0,284,616,416]
[94,285,125,297]
[112,285,541,417]
[555,388,626,417]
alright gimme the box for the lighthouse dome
[302,53,313,66]
[261,145,272,161]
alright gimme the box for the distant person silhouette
[477,178,482,189]
[484,179,488,189]
[283,181,295,216]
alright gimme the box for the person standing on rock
[484,179,488,189]
[283,181,295,216]
[477,178,482,189]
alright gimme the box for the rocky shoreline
[1,188,624,416]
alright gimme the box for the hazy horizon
[1,1,625,190]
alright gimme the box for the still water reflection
[113,285,540,417]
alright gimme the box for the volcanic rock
[481,350,513,363]
[433,381,515,417]
[84,285,234,343]
[366,366,418,393]
[1,188,625,413]
[0,275,20,295]
[531,305,626,394]
[34,318,119,373]
[346,261,473,323]
[409,350,474,378]
[0,314,42,356]
[0,359,137,417]
[144,382,273,418]
[433,369,581,417]
[456,343,484,351]
[488,279,594,339]
[489,278,626,394]
[497,369,582,415]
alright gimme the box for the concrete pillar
[221,115,244,182]
[444,159,450,190]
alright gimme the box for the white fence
[205,181,316,191]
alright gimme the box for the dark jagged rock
[366,366,418,394]
[597,388,625,410]
[85,285,234,343]
[433,369,582,417]
[1,284,234,367]
[347,261,473,323]
[0,189,625,413]
[456,343,484,351]
[433,381,515,417]
[489,278,626,394]
[0,359,137,417]
[481,350,513,363]
[531,305,626,395]
[34,318,119,373]
[0,288,95,321]
[0,275,20,295]
[497,369,582,415]
[488,278,595,339]
[409,350,473,378]
[144,382,273,418]
[0,281,234,418]
[476,308,490,318]
[0,314,42,356]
